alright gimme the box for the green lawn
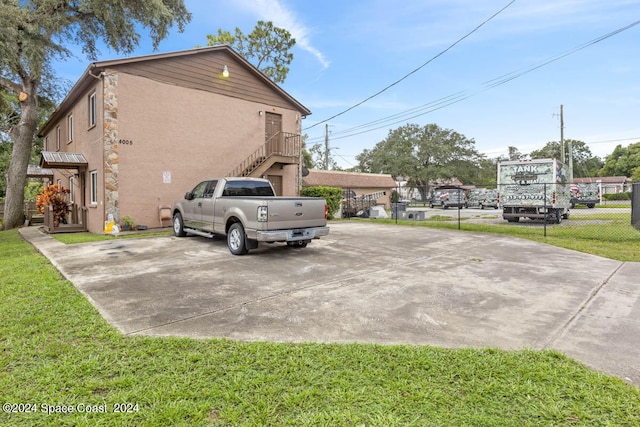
[367,214,640,262]
[1,229,639,426]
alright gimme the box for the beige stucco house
[38,46,311,233]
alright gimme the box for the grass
[1,229,639,425]
[367,212,640,262]
[51,230,172,244]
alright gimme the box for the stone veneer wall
[103,71,119,222]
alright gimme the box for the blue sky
[56,0,640,169]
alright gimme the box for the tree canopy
[206,21,296,84]
[0,0,191,229]
[529,139,603,178]
[356,123,484,197]
[600,142,640,179]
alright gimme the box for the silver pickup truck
[172,177,330,255]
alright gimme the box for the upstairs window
[56,127,61,151]
[67,114,74,142]
[88,93,96,128]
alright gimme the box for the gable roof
[39,45,311,136]
[303,169,396,188]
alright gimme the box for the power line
[303,0,517,131]
[306,19,640,145]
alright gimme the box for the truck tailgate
[266,197,327,229]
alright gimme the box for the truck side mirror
[185,192,194,200]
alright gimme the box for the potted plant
[36,184,70,227]
[120,215,136,231]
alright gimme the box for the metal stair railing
[227,132,301,177]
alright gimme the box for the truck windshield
[222,180,275,197]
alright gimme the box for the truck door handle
[198,202,202,207]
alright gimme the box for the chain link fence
[347,183,638,243]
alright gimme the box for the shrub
[301,186,343,220]
[602,192,631,201]
[36,184,70,224]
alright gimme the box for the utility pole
[324,123,329,170]
[560,104,565,164]
[559,104,573,180]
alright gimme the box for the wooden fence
[0,201,39,222]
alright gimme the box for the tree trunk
[3,88,39,230]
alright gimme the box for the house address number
[118,139,133,145]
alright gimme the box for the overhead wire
[302,0,517,131]
[306,19,640,145]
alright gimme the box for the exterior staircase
[228,132,301,178]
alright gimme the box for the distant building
[574,176,630,194]
[302,169,396,210]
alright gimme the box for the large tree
[206,21,295,84]
[529,139,603,178]
[600,142,640,178]
[356,123,483,200]
[1,88,56,199]
[0,0,191,230]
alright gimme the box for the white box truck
[497,158,571,223]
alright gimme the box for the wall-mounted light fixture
[258,111,263,116]
[222,65,229,78]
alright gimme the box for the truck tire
[227,222,249,255]
[173,212,187,237]
[587,203,596,208]
[555,210,562,224]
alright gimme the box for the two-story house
[38,45,311,233]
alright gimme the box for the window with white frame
[67,114,74,142]
[44,136,49,151]
[88,93,96,128]
[56,127,61,151]
[69,176,75,204]
[90,170,98,204]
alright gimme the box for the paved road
[20,222,640,386]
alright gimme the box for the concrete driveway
[20,222,640,386]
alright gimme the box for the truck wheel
[555,211,562,224]
[227,223,248,255]
[587,204,595,208]
[173,213,187,237]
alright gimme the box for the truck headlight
[257,206,268,222]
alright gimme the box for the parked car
[480,189,499,209]
[467,189,486,208]
[570,183,600,208]
[428,187,466,209]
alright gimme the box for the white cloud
[234,0,330,69]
